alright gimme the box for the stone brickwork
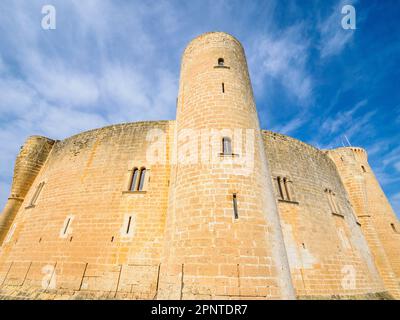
[263,132,386,299]
[0,121,172,299]
[157,32,294,300]
[0,136,55,244]
[328,148,400,299]
[0,32,399,300]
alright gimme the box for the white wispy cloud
[270,115,307,136]
[321,99,367,134]
[249,23,313,103]
[318,0,358,58]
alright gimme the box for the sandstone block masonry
[0,32,399,300]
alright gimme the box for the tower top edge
[328,146,367,154]
[183,31,244,54]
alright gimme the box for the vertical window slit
[277,177,284,200]
[63,218,71,235]
[126,216,132,234]
[222,83,225,93]
[233,194,238,219]
[283,178,291,201]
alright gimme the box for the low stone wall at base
[297,292,393,300]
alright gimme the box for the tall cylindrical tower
[328,147,400,298]
[0,136,54,245]
[158,32,294,299]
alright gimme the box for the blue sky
[0,0,399,216]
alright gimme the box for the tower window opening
[283,178,291,201]
[391,223,398,233]
[361,165,366,173]
[29,181,45,206]
[233,194,238,219]
[218,58,224,66]
[126,216,132,234]
[60,215,74,238]
[222,83,225,93]
[63,218,71,236]
[121,214,135,238]
[222,137,232,155]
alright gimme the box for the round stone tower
[0,136,54,245]
[328,147,400,299]
[158,32,295,299]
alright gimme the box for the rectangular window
[233,194,238,219]
[222,83,225,93]
[391,223,399,233]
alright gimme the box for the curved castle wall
[263,131,387,298]
[0,32,398,300]
[0,121,173,299]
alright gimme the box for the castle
[0,32,399,300]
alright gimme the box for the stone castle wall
[263,131,386,298]
[0,121,173,299]
[0,32,399,300]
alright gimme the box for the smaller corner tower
[328,147,400,299]
[0,136,54,246]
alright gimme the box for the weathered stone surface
[0,32,398,300]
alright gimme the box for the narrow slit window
[222,83,225,93]
[121,214,135,238]
[126,216,132,234]
[130,168,139,191]
[277,177,284,200]
[361,165,366,173]
[30,182,45,206]
[391,223,398,233]
[138,168,146,191]
[60,215,74,238]
[218,58,224,66]
[233,194,238,219]
[283,178,291,201]
[63,218,71,236]
[222,137,232,155]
